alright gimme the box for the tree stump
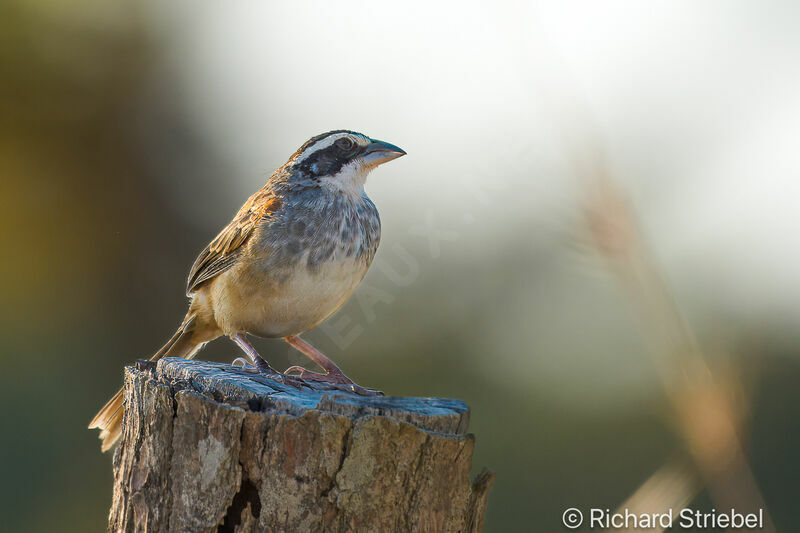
[107,357,494,532]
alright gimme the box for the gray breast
[257,189,381,274]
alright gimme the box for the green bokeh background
[2,1,799,531]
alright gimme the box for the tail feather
[89,314,202,452]
[89,389,125,452]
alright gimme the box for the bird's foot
[284,365,384,396]
[232,357,259,373]
[232,357,308,390]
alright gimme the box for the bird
[89,130,405,452]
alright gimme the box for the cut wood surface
[107,357,494,532]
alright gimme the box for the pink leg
[283,335,382,396]
[232,333,270,367]
[284,335,353,382]
[231,333,307,389]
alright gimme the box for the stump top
[146,357,470,435]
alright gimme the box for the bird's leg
[283,335,352,382]
[283,335,383,396]
[232,333,276,374]
[231,333,307,389]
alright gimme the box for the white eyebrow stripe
[294,132,370,164]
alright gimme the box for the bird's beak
[361,139,406,168]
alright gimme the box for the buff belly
[207,253,369,338]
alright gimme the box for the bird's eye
[335,137,355,151]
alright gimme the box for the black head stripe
[288,130,361,163]
[295,144,346,177]
[290,130,366,178]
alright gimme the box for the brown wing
[186,187,281,294]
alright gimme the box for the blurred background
[2,0,800,531]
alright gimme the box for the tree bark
[107,358,494,532]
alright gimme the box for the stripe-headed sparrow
[90,130,405,451]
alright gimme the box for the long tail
[89,314,202,452]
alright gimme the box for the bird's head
[285,130,406,195]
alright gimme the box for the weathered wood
[108,357,494,532]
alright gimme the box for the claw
[232,357,258,373]
[284,365,328,381]
[229,333,309,390]
[281,375,312,390]
[283,365,384,397]
[231,357,311,390]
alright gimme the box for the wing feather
[186,187,281,294]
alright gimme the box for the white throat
[317,160,370,198]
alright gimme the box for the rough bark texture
[108,358,494,533]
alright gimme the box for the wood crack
[106,358,493,532]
